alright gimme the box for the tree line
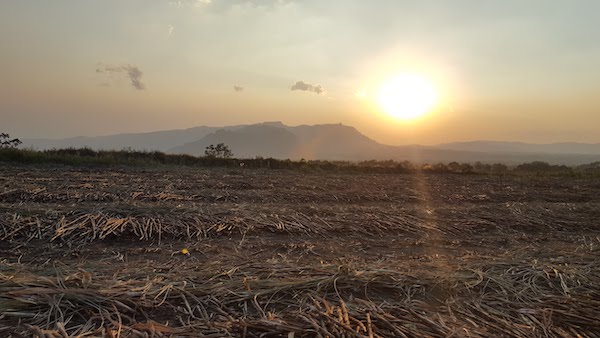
[1,133,598,175]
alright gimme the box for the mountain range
[22,122,600,165]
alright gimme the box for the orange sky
[1,1,599,145]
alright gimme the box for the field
[1,165,599,337]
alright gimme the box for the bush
[0,133,22,149]
[205,143,233,158]
[2,147,596,176]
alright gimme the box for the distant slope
[436,141,600,155]
[286,123,384,159]
[21,121,600,165]
[23,125,244,152]
[169,123,394,160]
[169,124,298,158]
[168,123,600,164]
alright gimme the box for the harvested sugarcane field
[5,0,600,336]
[1,164,599,337]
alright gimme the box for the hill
[22,125,245,152]
[170,124,297,158]
[22,122,600,165]
[436,141,600,155]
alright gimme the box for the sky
[1,0,599,145]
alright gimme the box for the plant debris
[1,166,599,337]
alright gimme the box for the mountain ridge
[21,122,600,165]
[436,140,600,155]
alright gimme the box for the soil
[1,165,599,337]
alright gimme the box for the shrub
[205,143,233,158]
[0,133,22,149]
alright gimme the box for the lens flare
[377,73,438,120]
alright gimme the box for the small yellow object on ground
[181,248,190,255]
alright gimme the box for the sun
[377,73,439,120]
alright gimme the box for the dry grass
[1,166,600,337]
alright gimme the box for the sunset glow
[2,1,599,145]
[377,73,439,121]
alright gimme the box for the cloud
[168,24,174,37]
[96,64,146,90]
[124,66,145,90]
[290,80,324,94]
[233,85,244,92]
[169,0,211,7]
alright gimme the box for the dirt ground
[1,165,599,337]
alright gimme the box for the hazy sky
[1,1,599,145]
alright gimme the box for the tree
[204,143,233,158]
[459,163,474,173]
[491,163,508,173]
[516,161,551,172]
[474,161,492,173]
[0,133,22,149]
[432,162,449,173]
[447,161,461,172]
